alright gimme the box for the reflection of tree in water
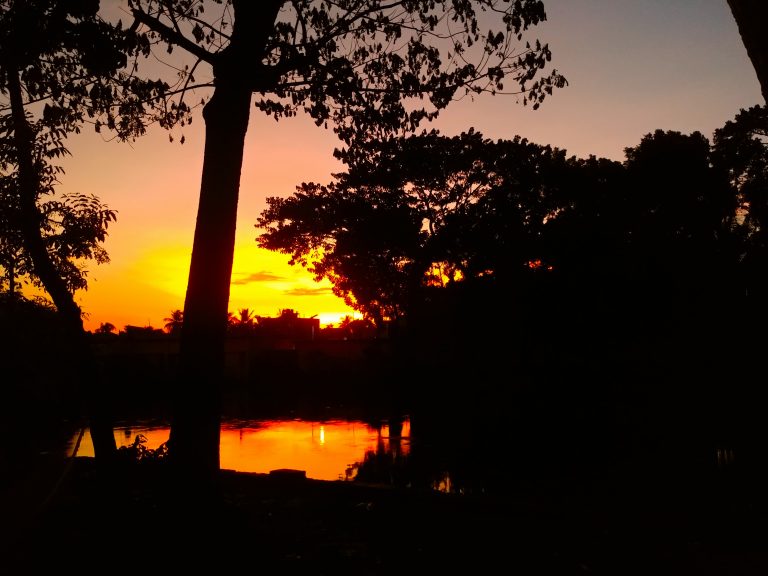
[346,416,409,487]
[345,415,498,496]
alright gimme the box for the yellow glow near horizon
[76,239,358,331]
[228,241,358,327]
[51,101,357,332]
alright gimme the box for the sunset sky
[52,0,761,332]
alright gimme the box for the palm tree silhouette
[163,309,184,335]
[236,307,255,326]
[229,307,256,334]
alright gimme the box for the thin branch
[131,6,215,64]
[178,56,206,111]
[162,0,184,36]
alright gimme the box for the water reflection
[345,415,411,485]
[71,418,411,482]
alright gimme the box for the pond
[70,417,412,484]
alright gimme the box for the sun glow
[76,236,357,331]
[228,241,357,326]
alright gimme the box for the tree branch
[131,7,215,65]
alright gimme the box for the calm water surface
[70,418,410,482]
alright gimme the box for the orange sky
[48,0,761,332]
[61,112,361,330]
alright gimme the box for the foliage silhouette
[95,321,116,335]
[116,434,170,465]
[163,309,184,335]
[258,129,574,324]
[0,184,116,297]
[712,104,768,311]
[0,0,166,459]
[0,293,86,475]
[257,110,766,460]
[124,0,565,476]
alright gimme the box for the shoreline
[3,454,768,574]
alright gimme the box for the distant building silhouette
[257,314,319,348]
[122,325,165,337]
[89,312,385,393]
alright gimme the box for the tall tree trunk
[168,0,283,482]
[170,84,252,478]
[8,68,116,459]
[727,0,768,104]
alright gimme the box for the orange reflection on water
[221,420,382,480]
[72,418,409,481]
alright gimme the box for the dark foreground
[3,453,768,575]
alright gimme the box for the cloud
[285,286,333,296]
[231,271,285,285]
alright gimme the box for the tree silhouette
[712,104,768,310]
[95,322,116,335]
[259,120,761,406]
[126,0,565,476]
[0,184,116,297]
[621,129,735,312]
[236,307,255,325]
[163,309,184,335]
[258,130,571,323]
[338,315,375,339]
[727,0,768,103]
[228,307,256,335]
[0,1,163,459]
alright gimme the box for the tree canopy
[122,0,566,474]
[127,0,566,142]
[0,0,170,460]
[0,0,166,313]
[0,108,116,295]
[712,104,768,308]
[257,129,573,322]
[257,109,764,335]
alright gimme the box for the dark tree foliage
[0,1,165,139]
[258,122,755,363]
[0,0,166,459]
[0,293,83,470]
[163,309,184,335]
[257,118,768,482]
[0,0,165,319]
[623,130,734,244]
[129,0,566,138]
[125,0,566,476]
[0,115,116,296]
[258,130,576,323]
[621,130,736,309]
[713,104,768,308]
